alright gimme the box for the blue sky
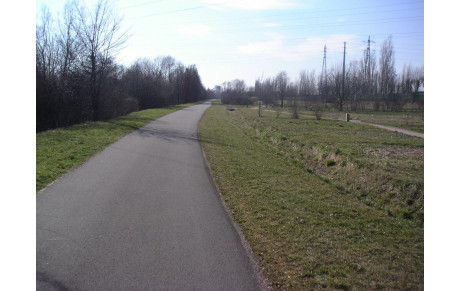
[36,0,424,89]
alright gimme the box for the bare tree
[232,79,246,93]
[56,2,81,77]
[172,62,186,105]
[285,81,298,118]
[275,71,288,107]
[73,0,130,121]
[400,64,411,94]
[298,70,316,109]
[328,64,343,109]
[360,47,379,110]
[298,70,307,105]
[220,79,248,105]
[160,56,176,82]
[360,46,378,97]
[255,77,277,105]
[36,6,64,130]
[400,64,424,103]
[411,65,424,104]
[318,69,329,104]
[306,70,317,97]
[36,1,207,131]
[379,36,397,98]
[347,60,363,110]
[36,6,60,79]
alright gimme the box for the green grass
[239,105,424,221]
[199,104,423,290]
[348,111,424,133]
[295,106,424,133]
[36,103,195,192]
[258,102,424,133]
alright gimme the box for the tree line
[36,0,207,132]
[219,36,424,112]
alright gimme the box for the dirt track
[349,119,424,138]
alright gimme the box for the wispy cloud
[177,24,212,38]
[238,33,284,56]
[202,0,304,10]
[237,33,359,61]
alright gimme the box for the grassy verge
[294,108,424,133]
[199,104,423,290]
[258,107,424,133]
[348,111,424,133]
[37,103,195,192]
[258,108,424,221]
[279,107,424,133]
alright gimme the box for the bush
[221,91,250,105]
[100,89,139,120]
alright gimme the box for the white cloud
[238,33,284,55]
[177,24,212,38]
[202,0,304,10]
[237,34,359,61]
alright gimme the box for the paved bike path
[37,102,261,290]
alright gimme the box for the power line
[119,0,163,10]
[126,0,422,22]
[127,5,423,35]
[129,0,245,19]
[128,31,423,47]
[127,15,423,42]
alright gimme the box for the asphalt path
[37,102,262,290]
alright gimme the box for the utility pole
[340,42,346,111]
[365,36,371,91]
[364,36,374,95]
[321,45,327,103]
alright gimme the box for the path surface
[37,102,262,290]
[349,119,424,138]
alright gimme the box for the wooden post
[258,101,262,117]
[346,113,350,122]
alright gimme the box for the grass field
[199,103,423,290]
[281,106,424,133]
[259,99,424,133]
[348,111,423,133]
[36,103,195,192]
